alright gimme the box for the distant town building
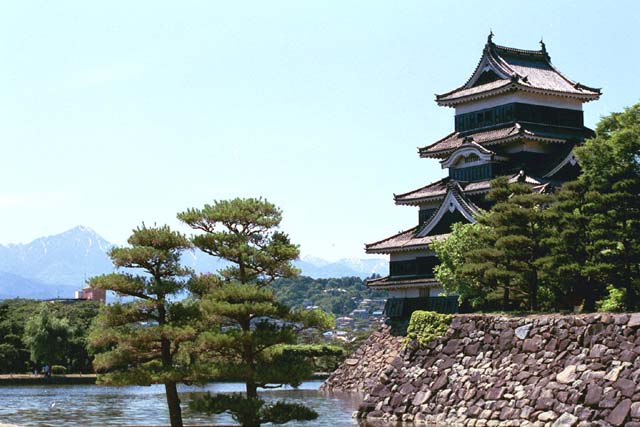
[366,34,600,318]
[74,286,106,303]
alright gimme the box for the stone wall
[321,324,404,393]
[349,313,640,426]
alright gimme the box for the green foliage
[538,180,609,311]
[575,102,640,310]
[178,197,300,286]
[431,222,489,307]
[51,365,67,375]
[23,304,72,367]
[260,400,318,424]
[191,282,339,426]
[451,101,640,313]
[0,299,99,374]
[191,393,263,426]
[195,282,341,390]
[457,177,552,311]
[406,311,452,346]
[0,343,20,373]
[272,276,385,316]
[182,198,338,426]
[189,393,318,427]
[88,224,195,427]
[597,285,627,312]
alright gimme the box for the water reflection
[0,381,376,427]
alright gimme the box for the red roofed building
[366,34,600,318]
[74,286,106,303]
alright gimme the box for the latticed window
[389,257,439,278]
[454,102,582,132]
[450,163,492,182]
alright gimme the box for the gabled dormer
[416,183,479,237]
[440,138,507,182]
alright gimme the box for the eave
[419,122,584,160]
[436,82,601,108]
[366,276,441,291]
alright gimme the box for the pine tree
[88,225,196,427]
[576,102,640,310]
[538,180,608,311]
[179,198,341,426]
[190,283,338,426]
[177,198,299,286]
[464,177,552,311]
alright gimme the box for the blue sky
[0,1,638,260]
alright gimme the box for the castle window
[450,163,492,182]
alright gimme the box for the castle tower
[365,35,600,318]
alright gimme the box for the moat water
[0,380,370,426]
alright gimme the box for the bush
[406,311,452,346]
[190,393,318,426]
[51,365,67,375]
[597,285,627,312]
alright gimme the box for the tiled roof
[365,226,449,254]
[366,276,441,290]
[394,178,450,204]
[395,172,546,205]
[436,40,601,106]
[419,123,591,159]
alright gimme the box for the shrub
[597,285,626,312]
[190,393,318,426]
[406,311,452,346]
[51,365,67,375]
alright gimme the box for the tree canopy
[178,198,300,286]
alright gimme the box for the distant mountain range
[0,226,387,299]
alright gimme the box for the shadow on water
[0,381,402,427]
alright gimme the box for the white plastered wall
[455,92,583,115]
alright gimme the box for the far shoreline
[0,372,330,386]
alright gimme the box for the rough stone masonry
[324,313,640,427]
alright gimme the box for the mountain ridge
[0,226,387,299]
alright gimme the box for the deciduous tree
[431,221,490,308]
[23,304,71,368]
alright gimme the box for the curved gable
[416,188,479,238]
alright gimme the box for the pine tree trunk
[246,380,258,399]
[165,381,183,427]
[623,242,636,310]
[158,302,183,427]
[502,286,510,312]
[583,277,596,312]
[529,272,538,312]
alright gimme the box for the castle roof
[365,226,450,254]
[394,172,546,206]
[419,122,593,159]
[435,35,601,107]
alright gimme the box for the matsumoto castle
[366,34,600,318]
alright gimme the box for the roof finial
[540,36,546,52]
[487,29,494,44]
